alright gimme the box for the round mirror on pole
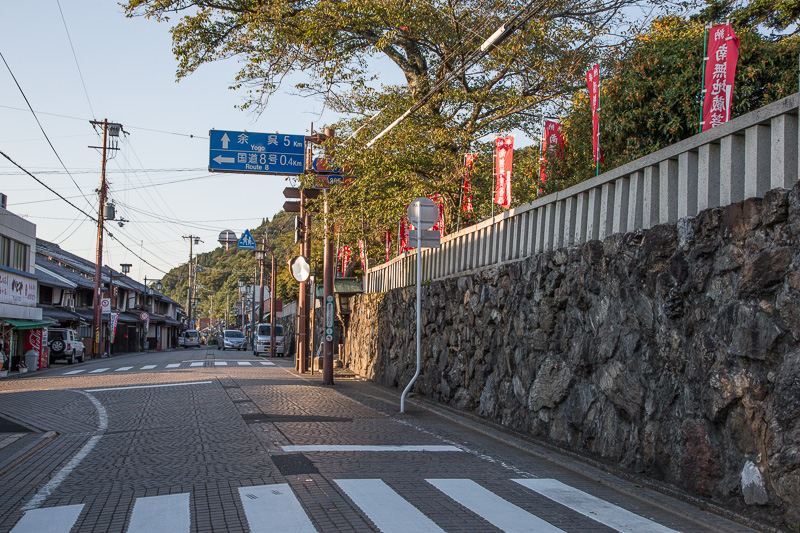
[289,256,311,282]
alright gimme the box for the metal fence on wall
[365,92,800,293]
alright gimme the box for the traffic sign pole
[323,189,334,385]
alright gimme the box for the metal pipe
[401,209,423,413]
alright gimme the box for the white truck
[254,323,284,357]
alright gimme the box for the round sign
[218,229,237,245]
[406,197,438,230]
[326,334,333,342]
[140,312,149,321]
[288,256,311,282]
[100,298,111,313]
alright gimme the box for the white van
[254,323,284,356]
[182,330,200,348]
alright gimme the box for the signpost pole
[323,189,334,385]
[298,188,308,373]
[401,210,423,413]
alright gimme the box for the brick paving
[0,346,763,532]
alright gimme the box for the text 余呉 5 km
[208,130,305,175]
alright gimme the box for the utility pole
[183,236,202,328]
[297,188,308,373]
[90,119,122,359]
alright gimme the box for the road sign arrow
[214,155,235,164]
[221,133,230,149]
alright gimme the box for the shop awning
[1,319,53,330]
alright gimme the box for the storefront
[1,319,52,372]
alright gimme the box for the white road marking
[115,366,133,372]
[259,361,275,366]
[127,493,190,533]
[11,504,84,532]
[86,381,212,392]
[428,478,564,532]
[283,445,462,453]
[63,370,85,375]
[21,391,107,511]
[239,484,316,533]
[514,479,679,533]
[336,479,444,533]
[214,361,227,366]
[190,362,204,367]
[89,368,109,373]
[141,365,157,370]
[166,364,181,368]
[237,361,252,366]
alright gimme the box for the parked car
[182,330,201,348]
[254,323,284,357]
[48,328,85,364]
[218,329,247,351]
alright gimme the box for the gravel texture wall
[344,183,800,526]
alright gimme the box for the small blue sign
[209,130,305,175]
[238,229,256,250]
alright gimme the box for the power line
[0,51,95,211]
[55,0,96,120]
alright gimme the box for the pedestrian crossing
[61,361,275,375]
[11,478,682,532]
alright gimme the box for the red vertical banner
[586,63,603,163]
[429,194,445,237]
[358,239,367,270]
[463,153,476,215]
[341,245,352,274]
[539,120,564,185]
[399,218,413,253]
[702,24,740,131]
[385,229,392,261]
[494,136,514,208]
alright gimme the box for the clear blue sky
[0,1,347,282]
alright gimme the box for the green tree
[544,15,800,193]
[125,0,659,261]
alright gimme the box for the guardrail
[365,92,800,292]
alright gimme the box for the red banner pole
[699,24,710,133]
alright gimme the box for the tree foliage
[125,0,655,265]
[543,14,800,193]
[159,211,300,323]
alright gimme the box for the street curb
[343,379,779,533]
[0,431,57,477]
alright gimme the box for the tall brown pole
[270,250,276,358]
[302,207,312,372]
[323,189,334,385]
[297,189,308,372]
[92,119,109,359]
[259,232,266,322]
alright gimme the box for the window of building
[0,236,10,267]
[40,286,53,305]
[12,240,27,271]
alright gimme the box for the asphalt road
[0,347,759,533]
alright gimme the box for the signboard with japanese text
[208,130,305,175]
[702,24,740,132]
[463,154,476,215]
[494,136,514,208]
[586,64,603,163]
[540,120,564,185]
[0,271,37,307]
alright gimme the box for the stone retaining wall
[344,183,800,526]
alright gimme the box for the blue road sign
[238,229,256,250]
[209,130,305,175]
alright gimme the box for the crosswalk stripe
[237,361,251,366]
[127,493,190,533]
[11,504,84,532]
[336,479,444,533]
[427,478,564,532]
[259,361,275,366]
[89,368,109,373]
[514,479,679,533]
[284,445,461,453]
[238,484,316,533]
[166,364,180,368]
[214,362,227,366]
[190,362,204,367]
[63,370,85,375]
[141,365,157,370]
[115,366,133,372]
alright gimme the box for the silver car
[218,329,247,351]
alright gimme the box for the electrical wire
[55,0,95,120]
[0,51,95,211]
